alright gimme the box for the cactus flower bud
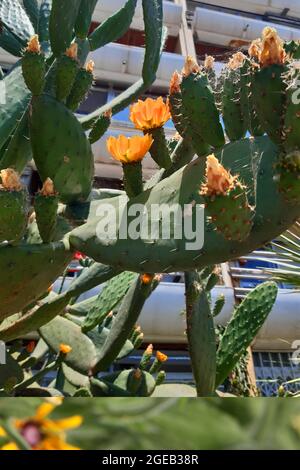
[169,71,182,94]
[26,35,41,54]
[59,344,72,355]
[200,155,238,196]
[40,178,57,197]
[85,60,95,74]
[65,43,78,60]
[0,169,22,191]
[141,273,154,285]
[182,55,201,77]
[227,52,247,70]
[204,55,215,70]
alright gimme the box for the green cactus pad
[275,151,300,203]
[216,282,278,387]
[240,60,264,137]
[0,242,72,321]
[82,271,138,332]
[185,272,216,397]
[22,51,45,96]
[0,187,28,244]
[75,0,98,39]
[103,369,156,397]
[30,94,94,203]
[146,127,172,170]
[89,112,112,144]
[49,0,82,56]
[34,193,59,243]
[203,184,254,242]
[222,68,247,141]
[252,64,287,144]
[92,276,153,373]
[0,352,24,390]
[283,66,300,152]
[69,136,300,273]
[55,54,79,102]
[39,315,98,374]
[66,67,94,111]
[181,73,225,148]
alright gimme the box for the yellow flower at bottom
[0,403,82,451]
[130,97,171,130]
[107,134,153,164]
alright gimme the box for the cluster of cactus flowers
[0,0,300,397]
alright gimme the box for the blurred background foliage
[1,398,300,450]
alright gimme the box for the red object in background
[73,251,86,261]
[26,341,36,354]
[89,22,178,52]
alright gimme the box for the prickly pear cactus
[0,4,299,397]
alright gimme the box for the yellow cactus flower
[59,344,72,355]
[26,35,41,54]
[0,403,82,450]
[107,135,153,164]
[156,351,168,363]
[130,97,171,130]
[200,154,238,197]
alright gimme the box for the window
[254,351,300,397]
[78,88,108,115]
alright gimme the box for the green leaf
[89,0,137,51]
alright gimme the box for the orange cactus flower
[0,403,82,450]
[65,43,78,60]
[200,154,238,197]
[169,71,182,94]
[107,135,153,164]
[130,97,171,130]
[59,344,72,355]
[40,178,56,196]
[251,27,286,67]
[141,273,154,285]
[156,351,168,363]
[0,169,22,191]
[26,35,41,54]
